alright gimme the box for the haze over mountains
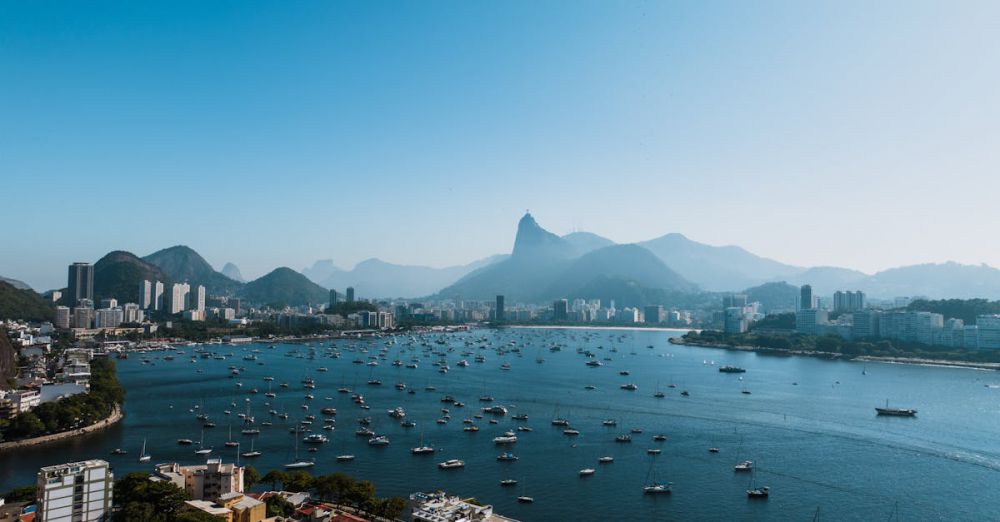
[6,213,1000,309]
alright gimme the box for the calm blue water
[3,327,1000,521]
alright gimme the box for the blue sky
[3,1,999,290]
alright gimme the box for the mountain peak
[221,262,245,283]
[511,213,572,260]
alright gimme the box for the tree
[282,470,314,492]
[378,497,407,520]
[2,485,36,503]
[264,495,296,517]
[243,465,261,489]
[113,472,190,520]
[314,473,353,502]
[261,470,287,490]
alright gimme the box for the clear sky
[3,1,999,290]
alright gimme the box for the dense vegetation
[259,469,406,519]
[906,298,1000,324]
[93,250,171,304]
[0,281,54,322]
[682,329,1000,363]
[113,472,224,522]
[743,282,799,314]
[239,267,328,307]
[0,358,124,441]
[749,312,795,330]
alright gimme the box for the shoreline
[0,403,123,452]
[508,325,697,333]
[670,337,1000,372]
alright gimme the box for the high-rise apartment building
[66,263,94,306]
[834,291,866,312]
[346,287,355,303]
[329,289,339,309]
[799,285,814,311]
[168,283,190,314]
[36,459,114,522]
[495,295,505,321]
[190,285,206,311]
[55,306,71,329]
[553,299,569,321]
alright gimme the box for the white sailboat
[194,429,212,455]
[137,438,151,463]
[284,431,314,469]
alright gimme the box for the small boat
[497,452,519,461]
[620,383,638,391]
[719,366,746,373]
[598,456,614,464]
[579,468,596,476]
[563,429,580,436]
[734,460,753,472]
[875,399,917,417]
[177,439,193,445]
[137,439,151,463]
[336,455,355,462]
[438,459,465,469]
[708,447,720,453]
[368,435,390,446]
[647,449,662,455]
[615,434,632,443]
[111,448,127,455]
[653,434,667,441]
[500,479,518,487]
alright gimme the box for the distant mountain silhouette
[143,246,240,295]
[860,262,1000,299]
[438,213,697,302]
[785,266,868,295]
[0,276,31,291]
[562,232,616,257]
[639,233,801,291]
[240,267,327,307]
[94,251,170,303]
[317,256,506,299]
[220,262,245,283]
[302,259,341,285]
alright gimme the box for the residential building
[55,306,71,329]
[852,310,881,339]
[409,491,518,522]
[183,492,265,522]
[346,287,355,303]
[495,295,505,322]
[644,305,663,324]
[833,291,866,313]
[724,307,749,334]
[94,308,123,329]
[722,294,748,308]
[799,285,814,311]
[329,289,339,309]
[795,308,828,335]
[977,315,1000,350]
[66,262,94,306]
[140,280,152,309]
[72,306,94,329]
[36,459,114,522]
[151,460,245,501]
[553,299,569,321]
[121,303,144,323]
[168,283,190,314]
[190,285,206,312]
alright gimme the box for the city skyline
[4,1,1000,290]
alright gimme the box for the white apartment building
[36,460,114,522]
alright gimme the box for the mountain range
[7,213,1000,316]
[436,213,696,305]
[302,256,508,299]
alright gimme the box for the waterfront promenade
[0,404,122,452]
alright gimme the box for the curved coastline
[670,336,1000,371]
[0,403,123,452]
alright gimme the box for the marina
[2,327,1000,520]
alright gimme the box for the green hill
[144,245,241,295]
[240,267,328,307]
[94,251,170,303]
[0,281,54,322]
